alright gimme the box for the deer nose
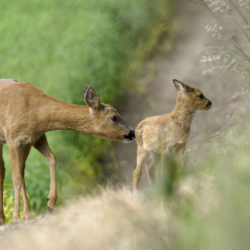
[206,100,212,108]
[129,130,135,138]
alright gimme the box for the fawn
[133,79,212,191]
[0,79,135,224]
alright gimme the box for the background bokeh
[1,0,176,213]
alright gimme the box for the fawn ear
[83,86,101,110]
[172,79,192,93]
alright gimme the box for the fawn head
[173,79,212,110]
[84,86,135,142]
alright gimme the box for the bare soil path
[113,2,244,189]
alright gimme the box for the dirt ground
[113,2,245,189]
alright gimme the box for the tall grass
[3,184,33,224]
[0,0,176,213]
[199,0,250,83]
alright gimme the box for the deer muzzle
[206,100,212,109]
[123,130,135,141]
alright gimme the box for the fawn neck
[171,94,196,129]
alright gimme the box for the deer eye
[111,116,118,122]
[197,94,203,99]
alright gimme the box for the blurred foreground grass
[3,120,250,250]
[0,0,177,213]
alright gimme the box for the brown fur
[0,79,134,224]
[133,79,212,191]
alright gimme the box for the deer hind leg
[34,134,57,212]
[133,146,148,192]
[146,153,160,186]
[0,144,5,225]
[9,144,31,222]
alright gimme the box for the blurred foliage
[199,0,250,84]
[1,0,177,215]
[175,119,250,250]
[3,183,33,224]
[148,104,250,250]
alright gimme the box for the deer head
[84,86,135,142]
[173,79,212,110]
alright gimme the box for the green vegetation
[2,1,250,249]
[152,112,250,250]
[1,0,177,214]
[3,183,33,224]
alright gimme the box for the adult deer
[133,79,212,192]
[0,79,135,224]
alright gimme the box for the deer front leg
[9,145,26,222]
[133,146,148,193]
[20,145,32,220]
[0,144,5,225]
[34,135,57,212]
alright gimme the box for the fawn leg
[161,153,168,180]
[176,143,187,167]
[133,146,148,192]
[0,144,5,225]
[146,153,160,186]
[34,134,57,212]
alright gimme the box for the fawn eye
[111,116,118,122]
[197,94,203,99]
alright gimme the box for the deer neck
[41,99,93,134]
[171,94,196,129]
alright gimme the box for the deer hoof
[24,212,33,220]
[12,217,21,224]
[47,206,54,213]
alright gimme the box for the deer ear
[172,79,192,93]
[83,86,101,110]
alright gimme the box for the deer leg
[133,146,148,192]
[176,143,187,167]
[146,153,160,186]
[161,153,168,180]
[20,145,32,220]
[9,145,30,222]
[34,134,57,212]
[0,144,5,225]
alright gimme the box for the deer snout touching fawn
[0,79,135,224]
[133,79,212,192]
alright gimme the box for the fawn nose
[206,100,212,108]
[129,130,135,138]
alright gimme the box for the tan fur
[0,79,134,224]
[133,79,212,191]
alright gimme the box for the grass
[199,0,250,83]
[2,128,250,250]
